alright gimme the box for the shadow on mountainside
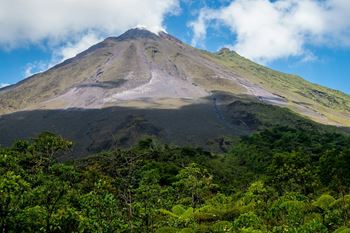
[0,94,342,160]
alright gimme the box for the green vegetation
[209,48,350,126]
[1,127,350,232]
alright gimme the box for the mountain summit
[115,28,161,40]
[0,28,349,155]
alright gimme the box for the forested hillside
[1,126,350,232]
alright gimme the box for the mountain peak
[116,28,160,41]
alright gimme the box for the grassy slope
[206,48,350,126]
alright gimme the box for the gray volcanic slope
[0,29,285,112]
[0,28,349,157]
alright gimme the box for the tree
[32,176,70,233]
[31,132,73,171]
[174,163,216,208]
[79,180,126,232]
[0,172,30,233]
[268,192,308,227]
[113,151,143,233]
[135,169,164,233]
[319,149,350,195]
[268,151,319,195]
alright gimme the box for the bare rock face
[0,28,349,156]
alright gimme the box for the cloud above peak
[189,0,350,63]
[0,0,179,48]
[0,0,179,73]
[0,83,10,88]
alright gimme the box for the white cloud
[24,61,50,78]
[55,33,103,61]
[21,33,105,78]
[0,0,179,48]
[0,0,179,74]
[0,83,10,88]
[189,0,350,63]
[22,33,104,75]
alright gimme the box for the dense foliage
[1,127,350,232]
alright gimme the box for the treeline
[1,126,350,232]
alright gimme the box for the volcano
[0,28,349,158]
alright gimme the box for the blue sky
[0,0,349,93]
